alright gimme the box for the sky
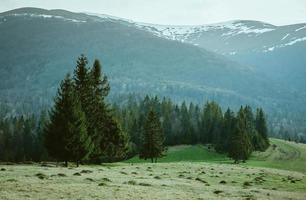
[1,0,306,25]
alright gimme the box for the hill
[137,20,306,94]
[0,8,304,119]
[127,138,306,173]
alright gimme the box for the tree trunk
[65,161,68,167]
[76,160,79,167]
[151,158,153,163]
[155,158,157,163]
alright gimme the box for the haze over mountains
[0,8,305,131]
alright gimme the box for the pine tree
[102,116,129,162]
[228,107,252,163]
[217,108,235,152]
[35,110,48,161]
[161,98,172,145]
[255,108,269,150]
[87,58,128,161]
[66,99,93,167]
[199,101,223,144]
[140,109,164,163]
[44,74,92,167]
[180,102,194,144]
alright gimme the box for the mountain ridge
[0,7,305,132]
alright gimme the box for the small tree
[140,109,164,163]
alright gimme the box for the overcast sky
[1,0,306,25]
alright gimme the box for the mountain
[0,8,305,130]
[136,20,306,92]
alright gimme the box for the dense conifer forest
[0,56,284,164]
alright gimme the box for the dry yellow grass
[0,162,305,200]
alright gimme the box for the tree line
[0,55,274,164]
[113,95,270,162]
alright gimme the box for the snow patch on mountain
[7,13,86,23]
[135,21,275,42]
[85,12,133,23]
[284,37,306,46]
[281,34,290,40]
[220,22,274,36]
[263,37,306,52]
[295,25,306,32]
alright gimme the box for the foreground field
[1,139,305,199]
[1,162,305,200]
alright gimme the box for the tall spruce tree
[89,59,128,161]
[228,107,252,163]
[140,109,164,163]
[199,101,223,144]
[72,55,128,162]
[255,108,269,150]
[216,108,235,152]
[44,74,92,167]
[180,102,194,144]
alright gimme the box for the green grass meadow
[1,138,306,199]
[127,138,306,173]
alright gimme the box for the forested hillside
[0,8,305,137]
[0,56,274,164]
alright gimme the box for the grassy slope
[126,145,228,163]
[247,138,306,173]
[127,139,306,173]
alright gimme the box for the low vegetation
[0,138,305,199]
[1,158,305,199]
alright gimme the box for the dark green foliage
[35,111,48,161]
[139,110,165,162]
[216,108,236,153]
[114,95,270,161]
[44,74,93,166]
[199,102,223,144]
[43,55,128,165]
[228,107,253,163]
[77,56,128,163]
[0,115,38,162]
[254,108,269,151]
[0,58,271,163]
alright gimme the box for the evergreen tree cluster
[44,55,128,166]
[0,55,275,164]
[0,113,48,162]
[114,96,270,162]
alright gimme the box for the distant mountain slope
[136,20,306,55]
[135,20,306,92]
[0,8,304,124]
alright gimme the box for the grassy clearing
[0,138,305,199]
[126,145,228,163]
[0,162,305,200]
[127,138,306,173]
[246,139,306,173]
